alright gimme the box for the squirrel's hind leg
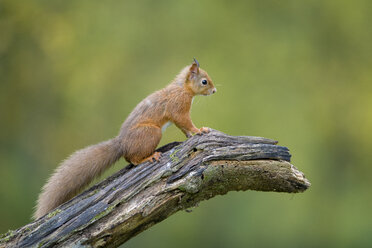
[123,125,162,165]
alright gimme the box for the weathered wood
[0,130,310,248]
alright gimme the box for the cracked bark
[0,130,310,248]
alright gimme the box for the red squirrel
[34,59,216,219]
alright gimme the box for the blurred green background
[1,0,372,247]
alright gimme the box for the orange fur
[34,60,216,219]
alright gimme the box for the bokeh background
[1,0,372,247]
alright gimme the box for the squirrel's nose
[212,88,217,94]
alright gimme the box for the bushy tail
[34,138,122,219]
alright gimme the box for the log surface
[0,130,310,248]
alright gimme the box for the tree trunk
[0,130,310,248]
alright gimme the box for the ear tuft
[193,58,200,67]
[190,58,200,74]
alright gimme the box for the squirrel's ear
[189,58,200,75]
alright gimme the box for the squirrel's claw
[193,127,211,136]
[141,152,162,164]
[199,127,211,133]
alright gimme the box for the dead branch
[0,130,310,248]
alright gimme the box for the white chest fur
[162,121,172,133]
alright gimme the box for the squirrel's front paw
[197,127,211,135]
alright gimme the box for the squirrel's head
[185,59,216,96]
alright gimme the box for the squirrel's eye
[202,79,208,85]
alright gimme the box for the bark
[0,130,310,248]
